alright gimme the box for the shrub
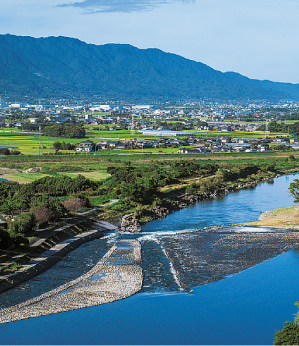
[185,183,198,194]
[30,206,56,227]
[0,227,14,248]
[61,196,91,212]
[274,322,299,345]
[12,212,36,235]
[10,150,21,155]
[134,204,149,218]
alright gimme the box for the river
[0,173,299,344]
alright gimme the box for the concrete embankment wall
[0,239,142,324]
[0,221,118,293]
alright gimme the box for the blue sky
[1,0,299,83]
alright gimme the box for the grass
[88,195,111,206]
[2,262,23,274]
[242,205,299,228]
[0,171,110,184]
[0,133,85,155]
[195,130,289,138]
[2,173,50,183]
[57,171,111,181]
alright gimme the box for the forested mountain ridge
[1,34,299,101]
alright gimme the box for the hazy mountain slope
[0,34,298,101]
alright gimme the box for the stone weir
[0,240,143,324]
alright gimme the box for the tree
[13,212,36,235]
[53,141,62,153]
[273,302,299,345]
[289,122,299,136]
[274,303,299,345]
[43,124,85,138]
[30,206,55,227]
[274,322,299,345]
[289,179,299,202]
[0,227,14,249]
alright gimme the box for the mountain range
[1,34,299,102]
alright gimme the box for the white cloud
[58,0,189,13]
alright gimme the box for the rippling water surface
[0,174,299,344]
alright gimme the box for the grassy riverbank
[242,205,299,229]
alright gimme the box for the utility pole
[131,113,135,135]
[39,125,43,156]
[265,119,269,139]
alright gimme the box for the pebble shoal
[0,239,142,324]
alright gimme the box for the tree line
[258,120,299,136]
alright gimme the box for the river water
[0,173,299,344]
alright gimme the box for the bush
[274,322,299,345]
[30,195,66,218]
[134,204,149,218]
[0,227,14,249]
[10,150,21,155]
[13,212,36,235]
[185,183,198,194]
[30,206,56,227]
[61,196,91,212]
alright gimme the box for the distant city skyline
[1,0,299,84]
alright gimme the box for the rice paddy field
[0,131,84,155]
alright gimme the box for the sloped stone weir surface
[159,226,299,289]
[0,240,142,324]
[140,238,182,292]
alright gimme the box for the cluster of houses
[76,137,198,152]
[76,135,299,154]
[76,140,126,152]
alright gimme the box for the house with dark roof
[76,140,95,152]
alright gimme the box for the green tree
[289,122,299,136]
[289,179,299,202]
[53,141,62,153]
[274,302,299,345]
[13,212,36,235]
[274,322,299,345]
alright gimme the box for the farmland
[0,127,290,155]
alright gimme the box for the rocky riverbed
[0,239,143,324]
[159,226,299,289]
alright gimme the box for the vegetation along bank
[0,152,298,270]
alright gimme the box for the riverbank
[0,239,142,324]
[242,205,299,229]
[0,219,118,293]
[120,173,283,232]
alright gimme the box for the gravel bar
[0,239,143,324]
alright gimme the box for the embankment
[0,220,117,293]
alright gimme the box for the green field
[57,171,111,181]
[0,170,110,184]
[0,132,85,154]
[1,173,49,183]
